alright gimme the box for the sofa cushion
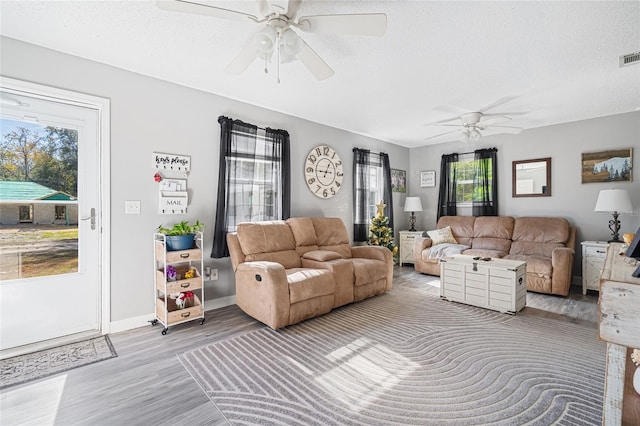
[303,250,343,262]
[312,218,352,258]
[510,217,570,258]
[286,268,334,304]
[427,226,458,245]
[471,216,514,256]
[437,216,475,246]
[351,258,388,286]
[237,221,302,269]
[504,254,553,279]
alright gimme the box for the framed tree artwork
[581,148,632,183]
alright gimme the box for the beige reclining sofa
[414,216,576,296]
[227,217,393,329]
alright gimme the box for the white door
[0,91,101,350]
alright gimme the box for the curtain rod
[444,147,498,156]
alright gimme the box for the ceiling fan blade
[296,13,387,36]
[478,115,511,126]
[478,95,518,113]
[425,129,461,140]
[156,0,259,23]
[224,38,258,75]
[482,126,522,135]
[295,40,334,80]
[286,0,302,18]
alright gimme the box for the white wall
[409,112,640,277]
[1,36,411,324]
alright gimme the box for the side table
[581,241,608,295]
[399,230,424,266]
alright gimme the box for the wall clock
[304,145,344,198]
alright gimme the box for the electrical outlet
[210,268,218,281]
[125,200,140,215]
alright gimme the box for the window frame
[452,153,493,207]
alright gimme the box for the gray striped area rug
[179,284,605,425]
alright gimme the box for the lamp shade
[594,189,633,213]
[404,197,423,212]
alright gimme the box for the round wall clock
[304,145,344,198]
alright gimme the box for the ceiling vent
[620,52,640,67]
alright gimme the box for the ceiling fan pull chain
[276,30,281,84]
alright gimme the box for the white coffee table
[439,254,527,314]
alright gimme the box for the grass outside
[0,226,79,280]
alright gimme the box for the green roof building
[0,181,78,225]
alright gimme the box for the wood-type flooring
[0,266,599,426]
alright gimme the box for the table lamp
[404,197,423,232]
[594,189,633,242]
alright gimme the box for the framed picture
[420,170,436,187]
[391,169,406,193]
[581,148,633,183]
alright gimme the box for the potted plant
[157,220,204,251]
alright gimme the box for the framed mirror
[512,157,551,197]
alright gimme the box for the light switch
[125,200,141,215]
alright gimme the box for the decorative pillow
[302,250,343,262]
[427,226,458,245]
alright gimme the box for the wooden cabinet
[152,232,205,335]
[581,241,608,295]
[440,255,526,314]
[598,242,640,425]
[399,230,423,266]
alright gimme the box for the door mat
[0,335,117,390]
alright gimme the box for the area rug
[0,335,117,389]
[179,285,605,425]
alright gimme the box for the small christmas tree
[368,201,398,256]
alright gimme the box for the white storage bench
[440,254,527,314]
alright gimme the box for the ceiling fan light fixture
[469,127,482,142]
[256,25,277,59]
[459,129,470,143]
[279,29,303,63]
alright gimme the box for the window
[212,117,290,258]
[55,205,66,220]
[19,205,33,223]
[438,148,497,218]
[453,154,493,206]
[353,148,393,242]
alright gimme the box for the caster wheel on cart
[161,328,168,335]
[149,319,158,326]
[200,318,206,325]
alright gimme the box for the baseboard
[108,296,237,334]
[204,295,236,311]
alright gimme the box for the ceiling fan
[156,0,387,82]
[425,96,526,144]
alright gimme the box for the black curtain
[353,148,394,242]
[472,148,498,216]
[437,153,459,219]
[211,116,290,258]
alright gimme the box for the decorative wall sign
[391,169,406,193]
[153,153,191,214]
[420,170,436,187]
[581,148,632,183]
[153,152,191,173]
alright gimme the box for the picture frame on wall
[420,170,436,187]
[391,169,406,193]
[581,148,632,183]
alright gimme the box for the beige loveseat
[414,216,576,296]
[227,217,393,329]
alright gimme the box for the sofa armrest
[235,261,290,329]
[415,237,433,252]
[551,247,574,296]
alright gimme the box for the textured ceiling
[1,1,639,148]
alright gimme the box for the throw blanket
[428,243,470,259]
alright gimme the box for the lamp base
[408,212,416,232]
